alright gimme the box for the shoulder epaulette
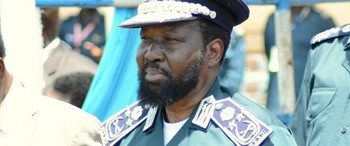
[211,97,273,146]
[100,101,150,146]
[311,24,350,48]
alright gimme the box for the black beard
[137,54,204,107]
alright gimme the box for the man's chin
[138,86,179,107]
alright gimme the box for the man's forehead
[141,20,200,33]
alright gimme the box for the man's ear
[206,39,224,67]
[0,58,5,80]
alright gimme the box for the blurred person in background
[59,8,106,63]
[47,72,94,108]
[0,22,102,146]
[41,8,97,96]
[264,5,335,125]
[219,27,246,95]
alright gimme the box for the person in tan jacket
[41,8,98,96]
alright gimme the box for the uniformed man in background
[264,5,335,125]
[59,8,106,63]
[291,24,350,146]
[101,0,297,145]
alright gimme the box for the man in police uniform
[101,0,297,145]
[291,24,350,146]
[264,5,335,125]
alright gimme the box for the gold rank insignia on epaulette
[311,24,350,48]
[211,97,273,146]
[100,101,150,146]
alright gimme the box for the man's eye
[141,37,152,43]
[141,36,150,40]
[166,38,179,43]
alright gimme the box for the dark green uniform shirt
[106,78,296,146]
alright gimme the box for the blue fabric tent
[82,8,140,122]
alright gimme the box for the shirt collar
[42,37,61,63]
[144,78,229,132]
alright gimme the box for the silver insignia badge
[192,95,216,129]
[143,106,159,131]
[342,24,350,33]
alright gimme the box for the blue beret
[120,0,250,33]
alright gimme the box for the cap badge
[138,1,216,19]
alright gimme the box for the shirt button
[306,110,312,121]
[341,127,347,134]
[215,103,223,110]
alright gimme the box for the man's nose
[144,44,165,62]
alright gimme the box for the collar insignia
[143,105,158,131]
[192,95,216,129]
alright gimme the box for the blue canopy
[82,8,140,122]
